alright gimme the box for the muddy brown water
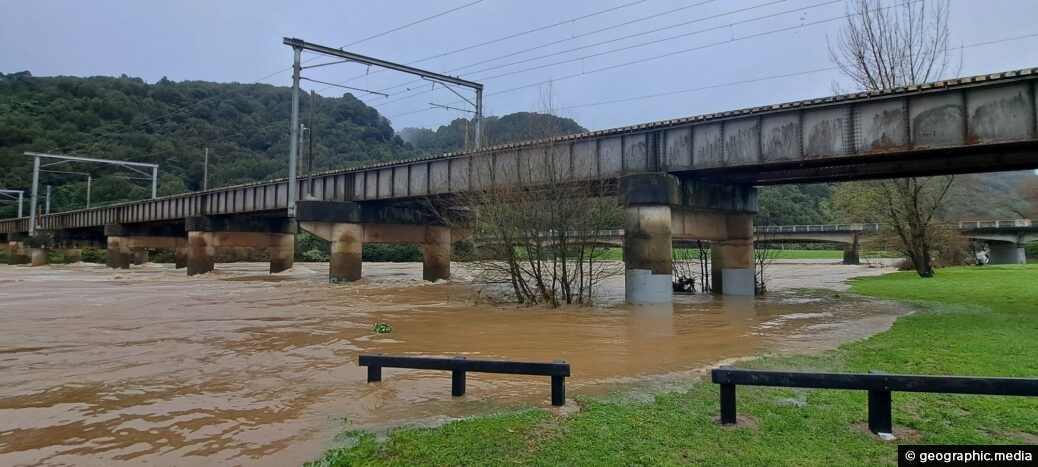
[0,260,907,466]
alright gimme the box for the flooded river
[0,260,907,466]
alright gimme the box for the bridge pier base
[7,241,30,265]
[132,250,149,265]
[712,214,755,297]
[64,249,82,264]
[624,204,673,304]
[843,235,860,265]
[989,243,1026,264]
[186,231,216,275]
[296,201,453,284]
[184,217,296,275]
[620,174,675,304]
[106,236,132,269]
[620,175,759,302]
[328,223,363,283]
[423,226,451,282]
[29,248,48,267]
[174,245,188,269]
[268,233,295,274]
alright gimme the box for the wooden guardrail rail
[360,354,571,406]
[711,367,1038,435]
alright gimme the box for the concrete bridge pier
[711,214,755,297]
[296,201,453,284]
[620,174,675,304]
[324,223,363,283]
[64,249,82,264]
[7,236,31,265]
[106,236,134,269]
[132,250,150,265]
[105,224,186,270]
[174,244,188,269]
[989,242,1027,264]
[843,234,861,265]
[29,248,49,266]
[185,217,296,276]
[422,226,452,282]
[620,175,759,302]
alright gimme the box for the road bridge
[4,68,1038,302]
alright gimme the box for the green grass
[311,265,1038,466]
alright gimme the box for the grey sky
[2,0,1037,132]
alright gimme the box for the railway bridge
[4,68,1038,302]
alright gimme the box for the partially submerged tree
[431,91,622,307]
[753,233,780,294]
[829,0,957,277]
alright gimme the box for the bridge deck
[4,68,1038,235]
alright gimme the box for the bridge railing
[955,219,1033,229]
[754,223,880,234]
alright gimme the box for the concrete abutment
[989,242,1027,264]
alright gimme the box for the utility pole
[282,37,485,157]
[45,185,51,215]
[86,175,91,209]
[0,189,23,218]
[203,146,209,191]
[308,90,315,198]
[24,152,159,237]
[29,155,39,236]
[474,88,483,149]
[287,44,302,217]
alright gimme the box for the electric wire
[386,31,1038,120]
[119,30,1038,166]
[373,0,835,109]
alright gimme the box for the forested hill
[0,72,592,219]
[398,112,587,154]
[0,71,419,217]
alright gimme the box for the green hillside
[0,71,417,217]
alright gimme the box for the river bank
[311,264,1038,466]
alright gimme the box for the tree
[833,178,955,276]
[753,233,780,294]
[829,0,956,277]
[429,92,622,307]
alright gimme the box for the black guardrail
[359,354,571,406]
[711,367,1038,435]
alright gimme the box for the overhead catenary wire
[372,0,841,109]
[364,0,725,96]
[387,31,1038,120]
[118,31,1038,166]
[384,0,916,118]
[311,0,651,94]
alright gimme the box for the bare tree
[753,233,780,294]
[829,0,957,277]
[673,241,712,293]
[430,90,623,307]
[830,0,955,90]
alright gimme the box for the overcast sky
[2,0,1037,132]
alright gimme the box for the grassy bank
[313,265,1038,466]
